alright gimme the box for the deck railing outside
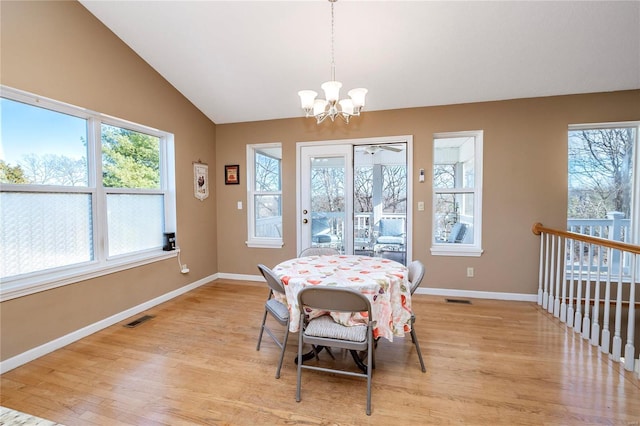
[533,222,639,378]
[568,212,632,274]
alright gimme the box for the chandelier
[298,0,368,124]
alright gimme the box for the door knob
[302,219,308,224]
[303,209,308,214]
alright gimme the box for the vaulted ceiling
[80,1,640,125]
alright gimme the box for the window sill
[0,250,178,302]
[246,239,284,249]
[430,245,484,257]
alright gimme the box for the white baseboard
[0,274,216,374]
[216,272,264,282]
[416,287,537,302]
[221,272,537,302]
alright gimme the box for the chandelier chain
[297,0,367,124]
[330,0,335,81]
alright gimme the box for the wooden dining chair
[296,286,375,416]
[407,260,427,373]
[298,247,339,257]
[256,264,290,379]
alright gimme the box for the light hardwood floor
[1,279,639,425]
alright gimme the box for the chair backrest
[257,264,286,295]
[447,222,467,243]
[298,247,340,257]
[407,260,425,295]
[297,286,371,316]
[379,218,404,237]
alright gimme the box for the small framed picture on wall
[225,164,240,185]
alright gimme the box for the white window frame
[246,143,283,248]
[0,86,176,301]
[430,130,484,257]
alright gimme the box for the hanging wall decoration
[193,161,209,201]
[225,164,240,185]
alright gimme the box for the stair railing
[532,222,639,377]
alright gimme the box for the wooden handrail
[532,222,640,255]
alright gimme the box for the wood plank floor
[1,279,639,425]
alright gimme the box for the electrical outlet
[181,264,190,274]
[466,267,474,277]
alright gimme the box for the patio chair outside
[374,218,406,253]
[298,247,340,257]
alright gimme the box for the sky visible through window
[0,98,87,165]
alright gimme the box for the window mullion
[90,118,106,265]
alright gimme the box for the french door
[297,138,411,264]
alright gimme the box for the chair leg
[323,346,336,360]
[366,331,373,415]
[275,326,289,379]
[296,326,304,402]
[410,327,426,373]
[256,309,268,351]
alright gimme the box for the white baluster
[543,233,550,310]
[537,233,544,306]
[623,254,636,372]
[582,242,592,340]
[590,244,603,346]
[548,234,555,314]
[574,241,584,333]
[560,237,568,323]
[554,235,562,317]
[600,247,612,354]
[567,238,575,328]
[611,254,624,362]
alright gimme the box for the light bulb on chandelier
[298,0,367,124]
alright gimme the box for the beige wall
[216,91,640,292]
[1,1,217,360]
[1,0,639,364]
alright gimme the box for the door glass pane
[354,144,407,264]
[310,156,345,253]
[0,192,93,278]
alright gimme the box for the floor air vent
[124,314,155,328]
[445,298,471,304]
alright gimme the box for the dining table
[272,254,413,343]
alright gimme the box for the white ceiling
[79,1,640,125]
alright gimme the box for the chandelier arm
[316,113,330,124]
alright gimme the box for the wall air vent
[445,298,471,304]
[124,314,155,328]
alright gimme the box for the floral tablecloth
[273,255,412,342]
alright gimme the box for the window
[0,86,176,300]
[568,122,637,244]
[567,122,638,276]
[246,143,282,248]
[431,131,483,256]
